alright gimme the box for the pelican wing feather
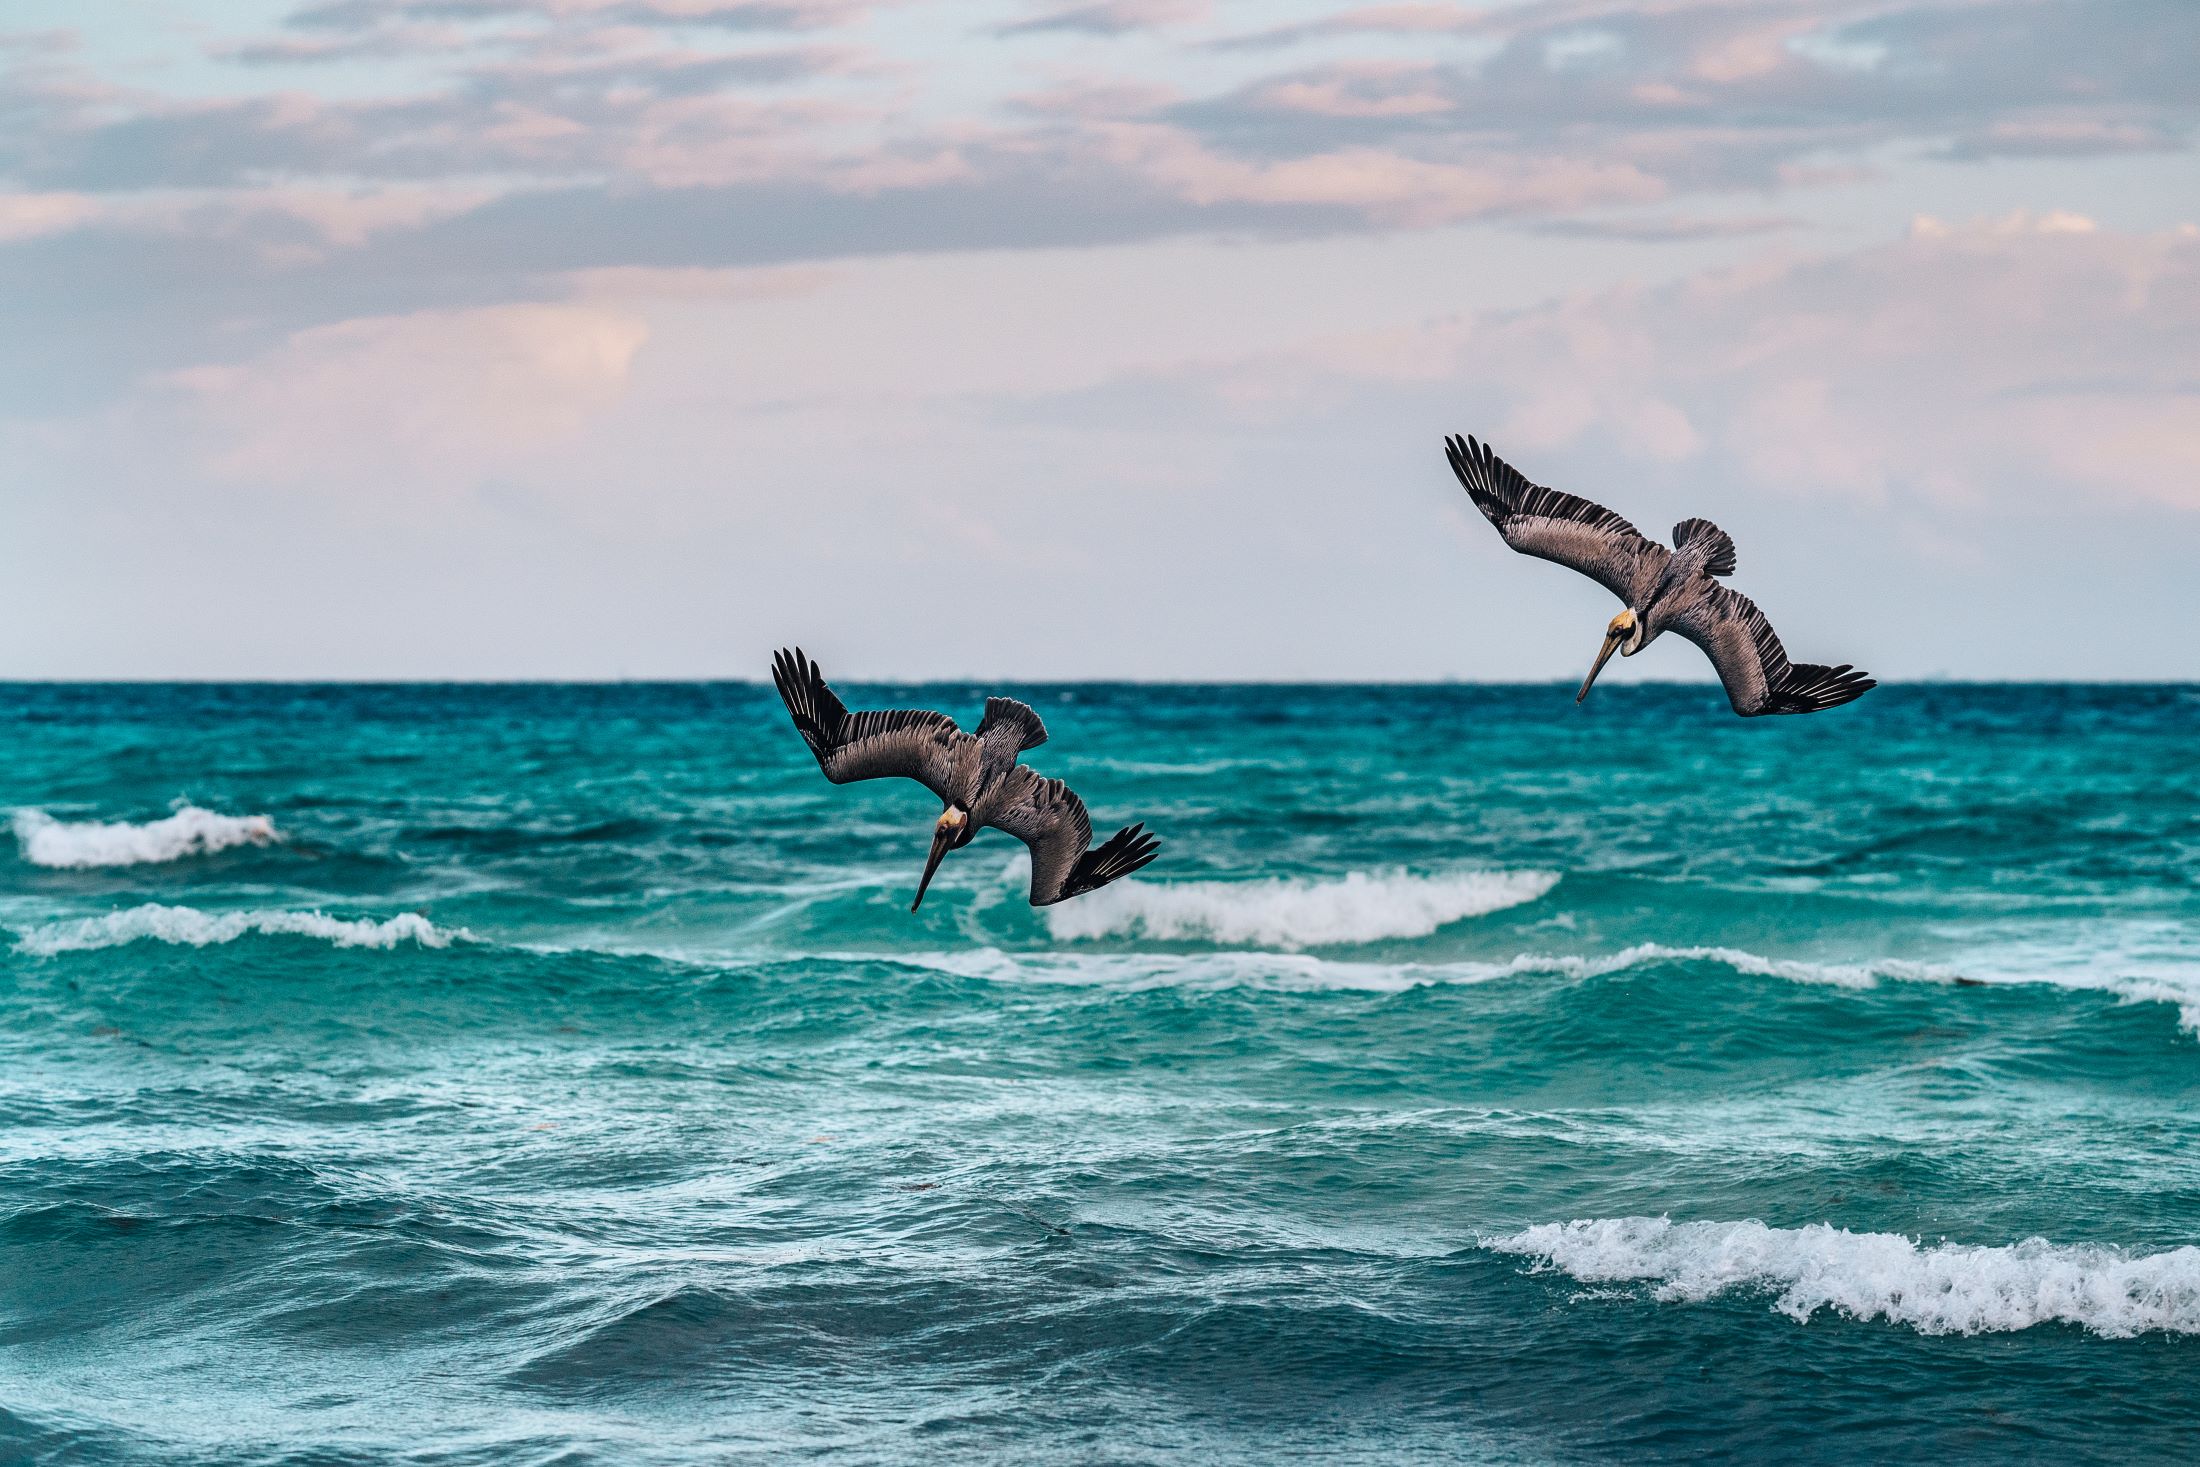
[1446,434,1666,604]
[772,647,970,798]
[1665,587,1877,717]
[986,767,1160,907]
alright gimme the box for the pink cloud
[1073,217,2200,516]
[1248,62,1458,119]
[997,0,1209,38]
[0,191,98,242]
[161,304,650,493]
[1094,123,1666,225]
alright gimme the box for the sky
[1,0,2195,682]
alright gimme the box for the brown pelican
[771,648,1160,909]
[1446,435,1876,716]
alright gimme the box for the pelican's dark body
[1446,435,1876,717]
[771,648,1159,907]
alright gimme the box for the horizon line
[1,677,2193,689]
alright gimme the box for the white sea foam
[12,806,277,868]
[1489,1216,2200,1338]
[14,903,455,956]
[1515,943,1960,990]
[1043,870,1561,949]
[890,946,1465,993]
[1519,942,2200,1034]
[729,941,1993,997]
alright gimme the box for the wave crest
[1508,943,1956,990]
[1490,1216,2200,1338]
[12,807,277,869]
[1043,869,1560,949]
[15,904,455,956]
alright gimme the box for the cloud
[1204,0,2200,172]
[1949,116,2189,159]
[0,0,2190,443]
[0,182,495,258]
[1,0,2191,285]
[1240,61,1458,119]
[1206,3,1486,52]
[1091,121,1664,225]
[158,303,649,493]
[11,210,2199,679]
[285,0,869,33]
[1074,214,2200,515]
[996,0,1209,38]
[0,190,96,241]
[1525,211,1797,241]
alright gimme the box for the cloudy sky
[2,0,2195,680]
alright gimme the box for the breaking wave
[12,806,276,869]
[1522,943,1959,990]
[928,936,2200,1035]
[1490,1216,2200,1338]
[14,903,455,956]
[887,943,1938,994]
[1043,869,1560,949]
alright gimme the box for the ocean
[3,681,2197,1464]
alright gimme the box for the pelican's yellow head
[913,805,971,911]
[1608,607,1641,654]
[1579,609,1639,704]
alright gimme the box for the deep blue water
[3,682,2198,1464]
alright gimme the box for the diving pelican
[1446,435,1876,716]
[771,648,1160,909]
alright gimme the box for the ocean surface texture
[4,682,2198,1465]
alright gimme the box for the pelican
[1445,435,1876,716]
[771,648,1160,909]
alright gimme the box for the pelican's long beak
[912,823,955,911]
[1577,628,1625,704]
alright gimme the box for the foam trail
[15,904,454,955]
[1499,943,2200,1033]
[1490,1216,2200,1338]
[13,807,276,868]
[1045,870,1560,949]
[1528,943,1958,990]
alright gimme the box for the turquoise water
[4,682,2198,1464]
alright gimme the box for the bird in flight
[771,648,1160,910]
[1445,436,1876,717]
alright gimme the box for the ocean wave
[1532,943,2200,1033]
[1043,870,1561,949]
[1521,943,1958,991]
[12,806,276,869]
[1489,1216,2200,1338]
[888,946,1459,993]
[14,903,456,956]
[840,941,2200,1042]
[557,940,1974,996]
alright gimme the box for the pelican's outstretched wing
[771,647,970,797]
[1446,434,1666,604]
[1665,588,1876,717]
[986,767,1159,907]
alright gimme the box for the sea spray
[15,903,454,955]
[12,806,276,868]
[1490,1216,2200,1338]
